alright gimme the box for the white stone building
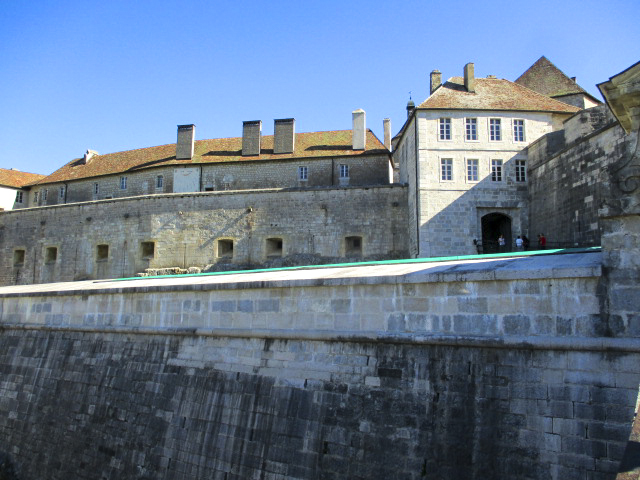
[0,168,44,211]
[393,62,581,257]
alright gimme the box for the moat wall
[0,253,638,480]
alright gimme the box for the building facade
[393,63,581,257]
[0,168,44,211]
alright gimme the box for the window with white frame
[515,159,527,182]
[59,186,65,200]
[298,166,308,181]
[489,119,502,141]
[339,164,349,178]
[513,119,525,142]
[439,118,451,140]
[440,158,453,181]
[156,175,164,189]
[120,176,127,189]
[93,183,99,196]
[491,159,503,181]
[15,191,23,203]
[465,118,478,141]
[466,159,479,182]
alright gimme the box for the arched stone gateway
[481,212,512,253]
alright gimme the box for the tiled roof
[418,76,581,114]
[0,168,46,188]
[34,129,388,185]
[515,56,590,98]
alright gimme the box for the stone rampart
[0,185,408,286]
[0,252,637,479]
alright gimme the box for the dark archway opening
[481,213,512,253]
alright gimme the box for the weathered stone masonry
[0,253,638,479]
[0,185,408,286]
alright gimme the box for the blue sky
[1,0,638,175]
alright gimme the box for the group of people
[497,233,546,252]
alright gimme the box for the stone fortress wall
[0,185,408,286]
[528,105,625,247]
[0,252,637,479]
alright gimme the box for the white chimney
[352,109,366,150]
[82,149,99,165]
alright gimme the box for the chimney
[464,63,475,93]
[242,120,261,156]
[82,149,98,165]
[273,118,295,154]
[383,118,391,150]
[430,70,442,95]
[176,124,195,160]
[352,109,366,150]
[571,76,577,82]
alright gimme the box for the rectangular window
[298,166,308,181]
[93,183,99,196]
[515,159,527,182]
[15,191,23,203]
[120,177,127,190]
[13,249,25,266]
[465,118,477,141]
[59,186,65,200]
[217,239,234,258]
[43,189,48,201]
[34,192,39,203]
[491,159,503,182]
[466,159,479,182]
[156,175,164,189]
[513,119,525,142]
[141,241,155,259]
[339,164,349,178]
[489,119,502,141]
[96,244,109,261]
[345,236,363,256]
[45,246,57,263]
[440,158,453,181]
[439,118,451,140]
[266,238,283,257]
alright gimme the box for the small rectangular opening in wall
[13,249,25,266]
[97,244,109,261]
[141,241,155,259]
[45,247,57,263]
[217,239,234,258]
[266,238,283,257]
[345,236,362,256]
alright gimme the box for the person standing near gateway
[515,236,524,251]
[498,234,506,253]
[538,234,546,249]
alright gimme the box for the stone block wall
[0,252,637,479]
[528,106,627,248]
[0,185,408,286]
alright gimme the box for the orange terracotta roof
[34,129,388,185]
[418,76,581,114]
[515,56,590,98]
[0,168,46,188]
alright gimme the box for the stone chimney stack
[352,109,366,150]
[383,118,391,151]
[176,124,195,160]
[242,120,262,156]
[82,149,98,165]
[430,70,442,95]
[464,63,475,93]
[273,118,295,154]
